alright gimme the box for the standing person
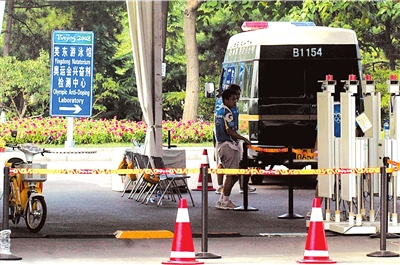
[215,89,251,210]
[215,84,256,194]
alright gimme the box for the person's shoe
[306,211,312,220]
[215,200,236,210]
[215,186,223,194]
[239,185,256,194]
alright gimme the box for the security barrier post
[362,74,380,223]
[317,75,335,200]
[340,74,358,211]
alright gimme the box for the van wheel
[251,176,264,185]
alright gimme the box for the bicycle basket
[20,163,47,182]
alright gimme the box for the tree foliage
[0,51,50,118]
[0,0,399,122]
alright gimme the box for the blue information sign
[50,30,94,117]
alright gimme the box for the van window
[259,60,305,98]
[258,59,361,101]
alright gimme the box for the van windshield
[258,59,361,100]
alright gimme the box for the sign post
[50,30,94,147]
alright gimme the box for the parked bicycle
[6,131,51,233]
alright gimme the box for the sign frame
[50,30,94,117]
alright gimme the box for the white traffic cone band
[310,206,324,222]
[176,208,190,223]
[170,251,196,258]
[201,155,208,164]
[303,250,330,257]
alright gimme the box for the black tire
[25,196,47,233]
[251,175,264,185]
[7,158,24,225]
[9,205,20,225]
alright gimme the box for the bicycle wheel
[25,196,47,233]
[8,179,22,225]
[9,205,20,225]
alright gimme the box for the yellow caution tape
[247,145,317,158]
[248,146,289,153]
[8,167,394,176]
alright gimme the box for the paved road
[6,236,400,264]
[0,147,399,264]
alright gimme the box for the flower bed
[0,117,214,145]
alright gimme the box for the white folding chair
[120,151,138,197]
[128,153,150,200]
[150,156,195,207]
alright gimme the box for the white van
[212,21,364,184]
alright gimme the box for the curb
[114,230,174,239]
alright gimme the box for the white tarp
[0,1,5,35]
[126,0,161,157]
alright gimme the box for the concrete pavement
[6,235,400,264]
[0,146,399,264]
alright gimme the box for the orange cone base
[297,258,336,264]
[162,259,204,265]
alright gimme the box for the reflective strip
[170,251,195,258]
[310,207,323,221]
[303,250,329,257]
[201,154,209,164]
[176,208,190,223]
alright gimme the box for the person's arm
[314,138,318,152]
[226,127,251,145]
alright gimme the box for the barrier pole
[195,165,221,259]
[367,158,399,257]
[278,147,303,219]
[234,143,257,211]
[1,166,22,260]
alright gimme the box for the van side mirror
[205,83,215,98]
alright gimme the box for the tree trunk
[3,0,14,57]
[182,0,202,122]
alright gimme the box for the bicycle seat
[19,143,42,154]
[6,157,25,167]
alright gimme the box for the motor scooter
[6,131,51,233]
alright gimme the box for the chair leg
[170,178,195,207]
[182,178,195,207]
[120,178,132,197]
[170,179,183,201]
[142,183,157,204]
[135,181,149,202]
[157,181,174,206]
[128,175,143,199]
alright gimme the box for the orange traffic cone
[162,199,203,265]
[192,149,215,191]
[297,198,336,264]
